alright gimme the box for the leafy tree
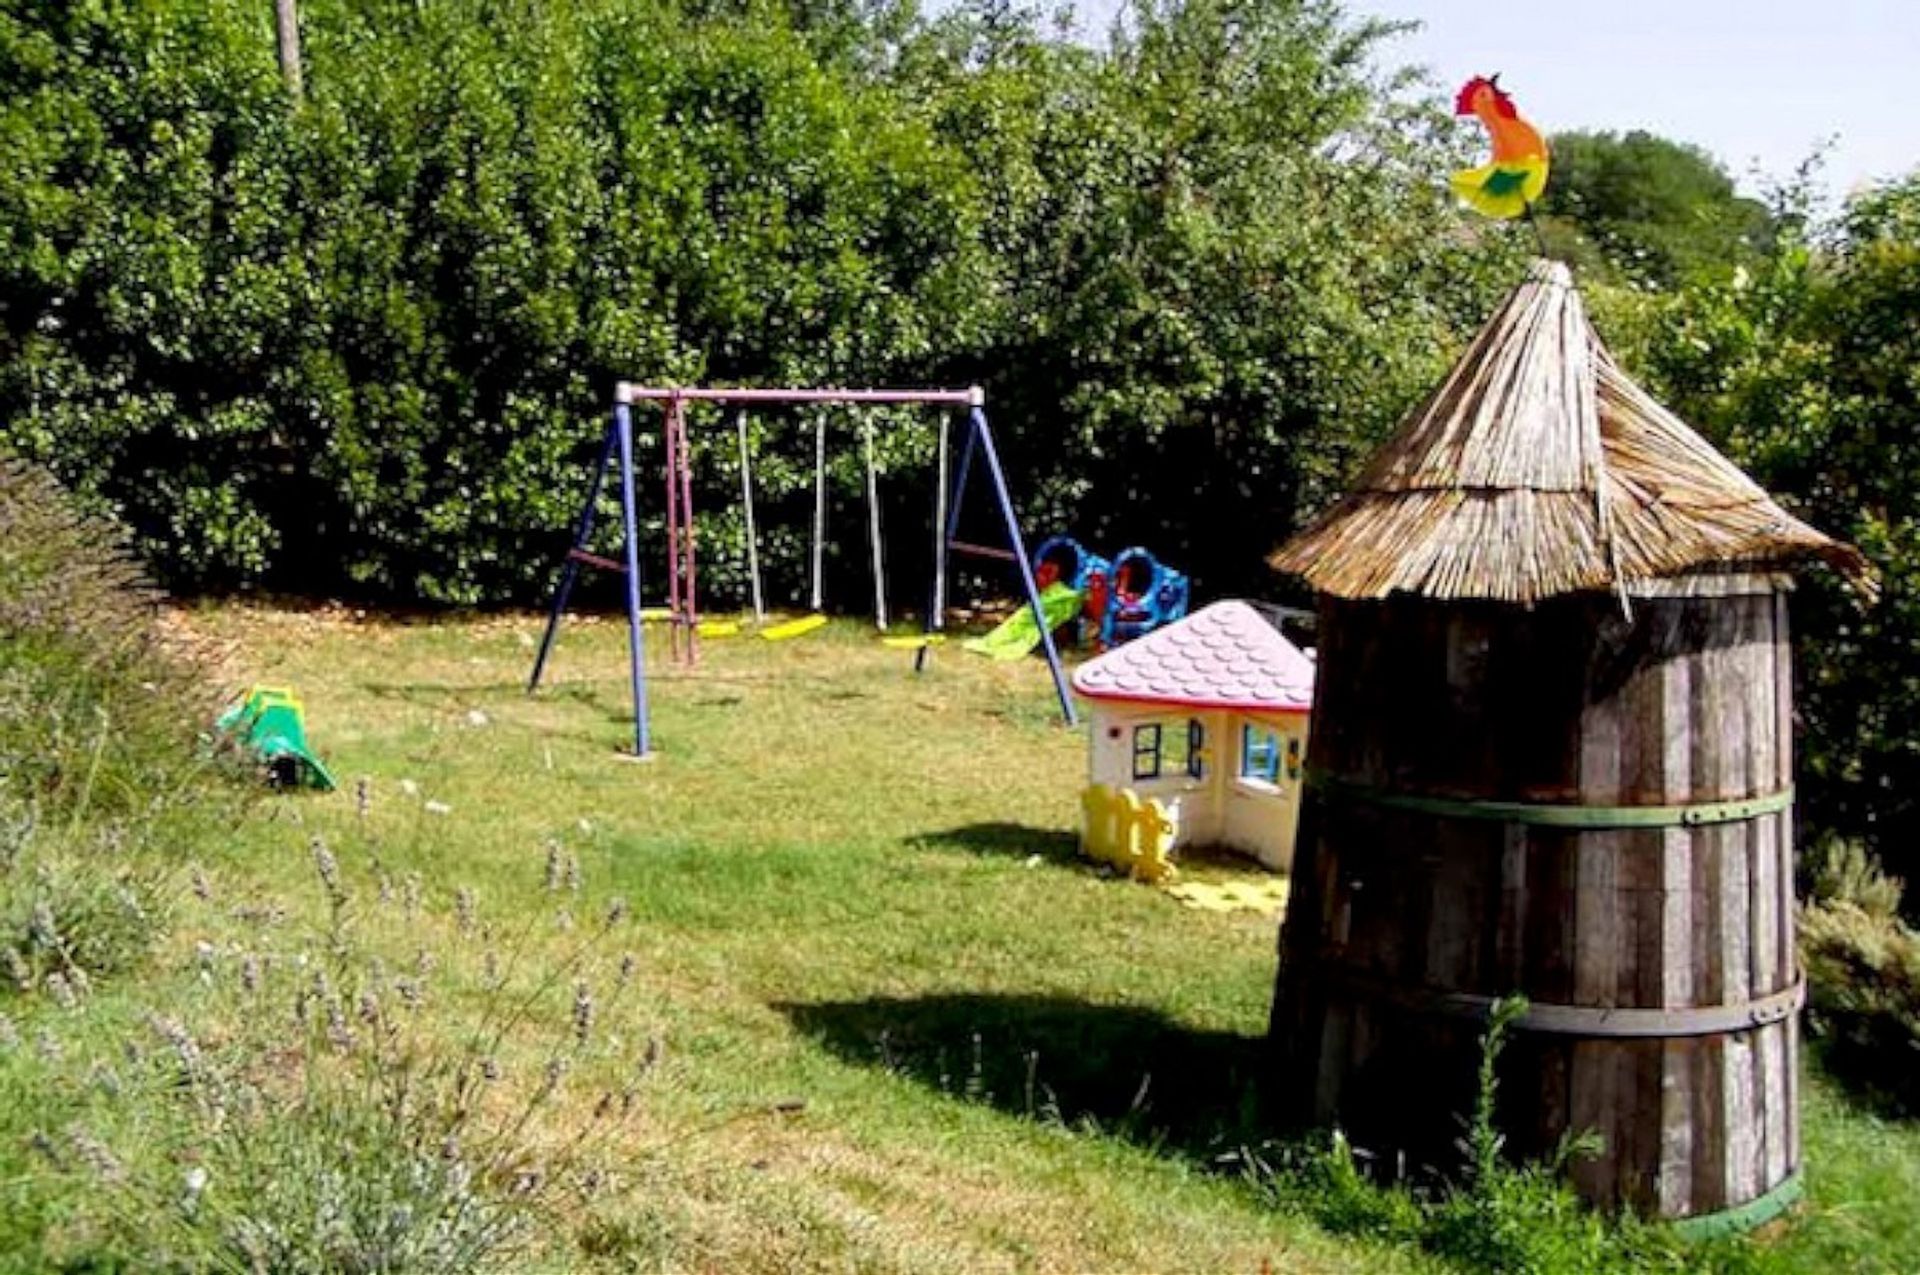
[903,0,1525,596]
[0,0,992,602]
[1537,129,1775,285]
[1596,174,1920,894]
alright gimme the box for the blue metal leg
[972,407,1076,726]
[615,402,652,756]
[528,422,619,694]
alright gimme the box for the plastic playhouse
[1071,600,1314,877]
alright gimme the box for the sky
[1343,0,1918,203]
[1065,0,1920,206]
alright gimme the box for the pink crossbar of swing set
[616,383,984,407]
[636,384,983,664]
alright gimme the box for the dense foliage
[1537,130,1775,285]
[1799,836,1920,1115]
[0,0,1515,606]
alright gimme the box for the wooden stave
[1273,583,1800,1219]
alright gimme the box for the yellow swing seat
[761,614,828,642]
[880,633,946,650]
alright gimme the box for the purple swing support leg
[972,406,1076,727]
[918,404,1075,727]
[528,420,620,694]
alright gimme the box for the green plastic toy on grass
[962,583,1085,661]
[215,686,337,791]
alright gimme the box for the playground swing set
[668,396,890,648]
[526,384,1078,757]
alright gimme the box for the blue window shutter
[1240,722,1280,782]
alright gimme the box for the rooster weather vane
[1451,74,1551,220]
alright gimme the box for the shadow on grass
[367,677,727,719]
[779,993,1271,1165]
[363,678,555,701]
[910,822,1080,865]
[1807,1034,1920,1123]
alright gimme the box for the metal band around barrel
[1671,1170,1804,1240]
[1324,967,1806,1038]
[1308,770,1794,829]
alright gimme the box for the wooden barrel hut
[1267,260,1873,1229]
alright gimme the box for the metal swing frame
[526,383,1077,757]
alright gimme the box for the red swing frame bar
[527,384,1077,757]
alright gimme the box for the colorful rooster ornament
[1450,75,1549,219]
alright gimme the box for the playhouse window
[1160,719,1201,778]
[1240,723,1281,784]
[1132,724,1162,780]
[1286,735,1303,781]
[1186,719,1206,778]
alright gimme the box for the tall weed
[1245,997,1762,1275]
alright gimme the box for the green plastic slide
[963,583,1084,661]
[215,686,337,791]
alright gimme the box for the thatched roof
[1270,259,1874,603]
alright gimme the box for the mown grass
[180,607,1383,1274]
[8,593,1920,1272]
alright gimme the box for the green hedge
[0,0,1513,604]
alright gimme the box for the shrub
[0,456,238,996]
[0,457,229,824]
[1804,832,1904,920]
[1799,837,1920,1115]
[0,820,168,991]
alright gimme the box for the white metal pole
[865,423,887,630]
[932,413,949,629]
[810,413,826,613]
[736,410,765,623]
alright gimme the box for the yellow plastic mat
[1161,875,1289,917]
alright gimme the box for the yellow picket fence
[1078,784,1178,883]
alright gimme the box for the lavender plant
[65,839,665,1274]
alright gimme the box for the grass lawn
[131,604,1920,1272]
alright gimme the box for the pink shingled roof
[1072,601,1314,713]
